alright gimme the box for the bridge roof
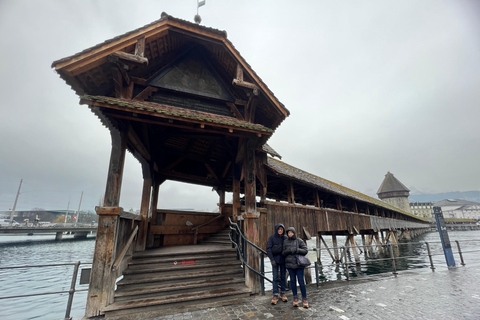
[266,157,425,221]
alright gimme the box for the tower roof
[377,172,410,195]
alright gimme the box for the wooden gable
[52,13,289,132]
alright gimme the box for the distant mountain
[409,191,480,203]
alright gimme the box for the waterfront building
[434,199,480,220]
[409,202,434,219]
[377,172,412,213]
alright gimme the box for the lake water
[1,230,479,320]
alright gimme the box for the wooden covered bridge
[52,13,429,318]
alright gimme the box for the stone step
[103,287,251,317]
[118,266,243,286]
[114,276,245,302]
[124,259,241,274]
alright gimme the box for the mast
[75,191,83,224]
[9,179,23,225]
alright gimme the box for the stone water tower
[377,172,412,213]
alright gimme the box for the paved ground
[144,263,480,320]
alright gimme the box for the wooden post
[287,181,295,204]
[336,196,342,211]
[332,234,340,262]
[232,177,240,221]
[85,128,126,317]
[373,232,384,254]
[361,234,367,258]
[316,233,322,264]
[304,236,312,284]
[136,163,152,251]
[243,143,261,293]
[348,235,361,263]
[148,177,162,248]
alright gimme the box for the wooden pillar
[361,234,367,258]
[136,163,152,251]
[373,232,384,254]
[303,235,312,284]
[243,142,260,293]
[336,196,342,211]
[86,128,126,317]
[86,207,121,317]
[287,181,295,204]
[348,235,361,263]
[316,233,322,264]
[232,177,241,221]
[148,177,162,248]
[332,234,340,262]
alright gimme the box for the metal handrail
[0,261,92,320]
[228,217,270,295]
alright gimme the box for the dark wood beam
[133,86,158,101]
[111,51,149,65]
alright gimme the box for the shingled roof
[80,95,274,134]
[377,172,410,194]
[266,157,421,219]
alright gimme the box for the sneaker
[271,296,278,305]
[293,297,299,307]
[302,299,309,308]
[280,293,288,302]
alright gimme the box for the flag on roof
[198,0,206,8]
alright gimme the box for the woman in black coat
[282,227,309,308]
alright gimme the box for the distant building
[434,199,480,220]
[377,172,412,213]
[410,201,434,219]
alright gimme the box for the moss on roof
[266,157,426,221]
[80,95,274,133]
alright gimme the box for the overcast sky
[1,0,479,213]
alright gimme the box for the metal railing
[313,239,480,284]
[228,218,271,295]
[0,261,91,320]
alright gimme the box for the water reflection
[265,230,480,285]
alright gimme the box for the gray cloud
[1,0,479,212]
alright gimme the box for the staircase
[102,228,250,318]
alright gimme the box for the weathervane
[194,0,205,24]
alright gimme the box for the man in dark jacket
[266,223,288,304]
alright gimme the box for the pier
[0,225,96,240]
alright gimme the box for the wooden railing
[191,214,224,244]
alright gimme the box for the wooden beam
[226,102,244,121]
[221,161,231,178]
[134,37,145,57]
[111,51,149,65]
[104,129,126,206]
[314,190,321,208]
[157,169,220,187]
[164,157,184,170]
[287,181,295,204]
[150,225,220,235]
[232,79,259,95]
[133,86,158,101]
[236,64,243,81]
[127,125,150,161]
[336,196,343,211]
[130,76,147,86]
[204,163,219,180]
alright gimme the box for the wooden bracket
[232,64,259,95]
